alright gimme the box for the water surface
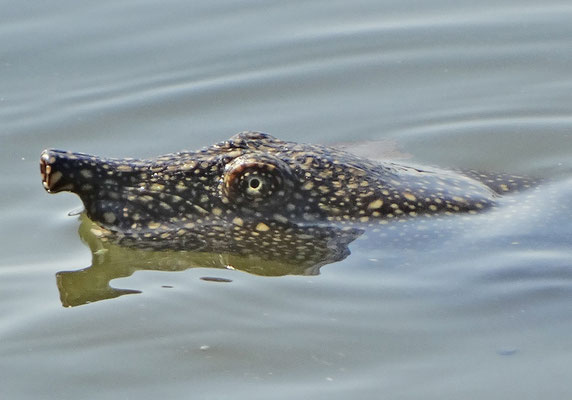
[1,1,571,399]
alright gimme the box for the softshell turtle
[40,131,533,257]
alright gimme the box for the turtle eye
[239,170,277,199]
[222,154,293,207]
[246,176,263,194]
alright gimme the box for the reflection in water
[56,214,363,307]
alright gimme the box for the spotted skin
[40,131,535,257]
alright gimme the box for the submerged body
[40,131,534,260]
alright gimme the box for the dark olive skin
[40,131,534,257]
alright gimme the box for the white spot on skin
[302,181,314,190]
[159,202,172,211]
[273,214,289,224]
[49,171,62,186]
[403,192,416,202]
[80,169,93,179]
[103,212,116,224]
[180,162,197,171]
[117,165,133,172]
[90,228,104,238]
[256,222,270,232]
[368,199,383,210]
[193,205,209,214]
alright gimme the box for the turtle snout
[41,150,60,192]
[40,149,78,193]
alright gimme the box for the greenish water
[1,1,572,399]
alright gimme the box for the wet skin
[40,131,534,259]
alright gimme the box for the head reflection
[56,214,363,307]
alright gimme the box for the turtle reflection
[56,213,362,307]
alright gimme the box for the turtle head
[39,133,362,262]
[39,133,307,242]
